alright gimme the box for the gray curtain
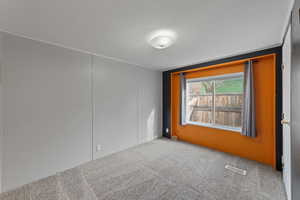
[180,73,186,126]
[241,60,256,137]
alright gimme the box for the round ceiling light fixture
[148,29,177,49]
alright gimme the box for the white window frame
[185,72,244,132]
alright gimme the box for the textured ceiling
[0,0,294,70]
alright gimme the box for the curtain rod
[173,57,264,75]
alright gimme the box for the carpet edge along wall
[164,51,281,168]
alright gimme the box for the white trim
[186,121,242,133]
[184,72,244,132]
[212,81,216,124]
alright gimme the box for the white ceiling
[0,0,294,70]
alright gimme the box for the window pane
[186,80,213,124]
[215,77,243,128]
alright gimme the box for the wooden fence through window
[187,93,243,127]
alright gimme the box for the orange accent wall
[171,54,276,167]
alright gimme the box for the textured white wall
[0,33,162,192]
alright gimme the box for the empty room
[0,0,299,199]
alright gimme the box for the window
[185,73,244,131]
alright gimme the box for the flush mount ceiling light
[147,30,177,49]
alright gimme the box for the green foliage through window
[215,78,243,94]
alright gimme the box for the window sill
[185,121,242,133]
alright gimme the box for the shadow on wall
[146,109,157,142]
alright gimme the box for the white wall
[0,33,3,193]
[138,68,162,144]
[93,57,161,159]
[1,33,93,191]
[0,33,162,192]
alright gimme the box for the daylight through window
[185,73,244,131]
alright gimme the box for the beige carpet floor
[0,138,286,200]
